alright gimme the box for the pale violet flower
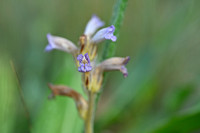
[91,25,117,44]
[96,56,130,77]
[84,15,105,36]
[45,34,77,54]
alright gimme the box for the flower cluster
[45,15,130,120]
[77,53,92,72]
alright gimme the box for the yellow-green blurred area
[1,0,200,133]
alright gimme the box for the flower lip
[108,25,115,32]
[121,66,128,78]
[45,44,53,52]
[123,56,130,65]
[91,25,117,44]
[104,25,117,41]
[45,34,56,52]
[121,56,130,77]
[85,64,92,72]
[77,54,84,62]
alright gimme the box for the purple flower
[45,34,77,53]
[91,25,117,44]
[84,15,105,36]
[77,53,92,72]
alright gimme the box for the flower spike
[84,15,105,36]
[45,14,130,130]
[45,34,78,54]
[91,25,117,44]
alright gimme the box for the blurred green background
[1,0,200,133]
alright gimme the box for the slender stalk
[85,92,96,133]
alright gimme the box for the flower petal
[45,34,78,54]
[45,44,54,52]
[91,25,117,44]
[84,53,90,64]
[121,66,128,77]
[77,54,83,62]
[85,64,92,72]
[80,65,86,72]
[79,62,84,66]
[84,15,104,36]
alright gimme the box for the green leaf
[162,84,194,113]
[0,57,18,133]
[151,110,200,133]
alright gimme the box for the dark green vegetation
[0,0,200,133]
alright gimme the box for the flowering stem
[85,0,129,132]
[85,92,96,133]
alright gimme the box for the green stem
[97,0,128,102]
[85,92,96,133]
[102,0,128,60]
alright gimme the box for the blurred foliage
[0,57,18,133]
[0,0,200,133]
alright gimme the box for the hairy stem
[85,92,96,133]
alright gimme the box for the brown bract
[48,83,88,120]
